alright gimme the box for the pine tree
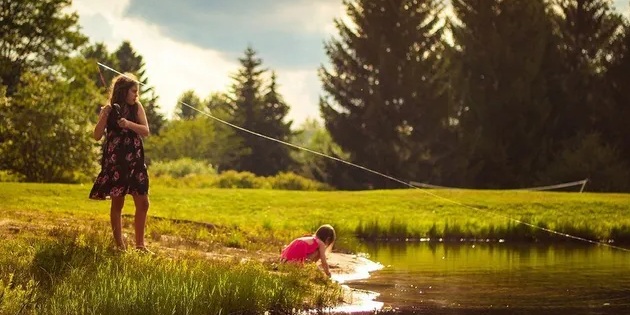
[259,71,296,175]
[227,46,265,173]
[450,0,561,188]
[175,90,202,120]
[320,0,450,189]
[602,18,630,167]
[227,46,295,176]
[82,42,118,93]
[550,0,623,141]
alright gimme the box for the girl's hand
[118,118,130,128]
[99,104,112,120]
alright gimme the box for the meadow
[1,182,629,314]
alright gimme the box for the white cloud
[268,1,344,35]
[275,69,322,124]
[72,0,324,124]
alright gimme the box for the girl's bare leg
[132,194,150,249]
[110,196,125,249]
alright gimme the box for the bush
[538,133,630,192]
[215,170,268,189]
[270,172,332,191]
[0,170,25,182]
[149,158,216,178]
[151,168,332,191]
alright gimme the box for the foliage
[449,0,561,188]
[175,90,203,120]
[320,0,451,189]
[149,158,216,178]
[226,47,295,176]
[0,229,342,314]
[538,133,630,192]
[0,0,86,95]
[144,116,243,169]
[0,58,104,182]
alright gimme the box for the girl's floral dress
[89,104,149,200]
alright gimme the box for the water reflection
[343,242,630,313]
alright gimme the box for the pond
[333,241,630,314]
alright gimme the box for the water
[342,242,630,314]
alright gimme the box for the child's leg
[132,194,150,248]
[110,196,125,248]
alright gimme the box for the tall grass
[0,229,342,314]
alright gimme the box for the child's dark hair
[315,224,336,246]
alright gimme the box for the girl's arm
[119,103,150,137]
[93,105,111,141]
[318,242,332,277]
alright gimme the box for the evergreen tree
[549,0,623,141]
[82,42,118,94]
[320,0,450,189]
[604,19,630,161]
[227,46,265,174]
[227,46,294,176]
[175,90,203,120]
[259,71,296,175]
[450,0,561,188]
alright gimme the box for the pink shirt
[281,235,319,262]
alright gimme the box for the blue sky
[73,0,629,125]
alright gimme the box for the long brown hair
[107,73,139,123]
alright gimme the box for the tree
[175,90,203,120]
[82,42,118,95]
[226,46,295,176]
[291,119,359,189]
[449,0,565,188]
[603,19,630,162]
[549,0,623,142]
[258,71,296,175]
[319,0,450,189]
[0,58,104,182]
[0,0,86,95]
[229,46,265,175]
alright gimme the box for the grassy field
[2,182,629,245]
[1,182,629,314]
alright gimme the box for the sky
[72,0,629,125]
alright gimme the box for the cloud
[72,0,332,125]
[123,0,343,68]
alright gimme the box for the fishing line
[97,62,630,253]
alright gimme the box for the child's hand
[118,118,130,128]
[99,105,111,120]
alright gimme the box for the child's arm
[118,102,150,137]
[93,105,111,140]
[318,242,331,277]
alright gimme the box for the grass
[1,182,629,313]
[0,227,341,314]
[1,182,629,245]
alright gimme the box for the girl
[281,224,336,277]
[89,73,151,253]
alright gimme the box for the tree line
[1,0,629,192]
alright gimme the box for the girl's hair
[315,224,336,246]
[108,73,139,106]
[107,73,139,125]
